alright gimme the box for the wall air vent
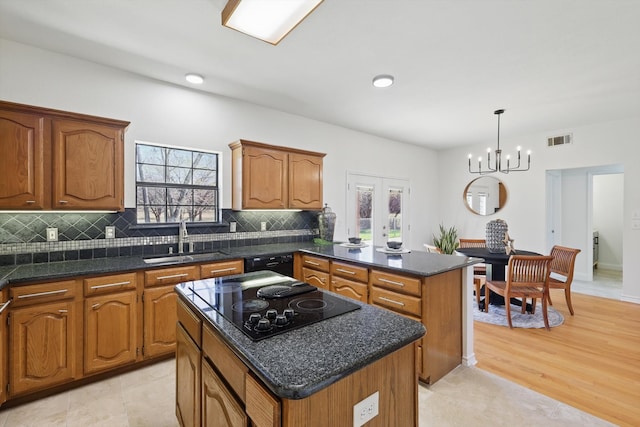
[547,133,573,147]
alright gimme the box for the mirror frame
[463,176,508,216]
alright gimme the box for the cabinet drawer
[145,265,199,287]
[370,269,422,297]
[369,286,421,318]
[331,261,368,282]
[302,267,330,291]
[203,325,248,403]
[200,259,243,279]
[177,298,202,348]
[84,272,137,296]
[331,276,368,303]
[300,254,330,272]
[10,280,79,307]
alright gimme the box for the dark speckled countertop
[175,279,426,400]
[0,241,480,289]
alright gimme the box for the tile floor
[0,357,614,427]
[572,268,623,300]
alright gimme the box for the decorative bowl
[386,241,402,250]
[348,237,362,244]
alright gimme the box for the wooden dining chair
[459,239,487,310]
[547,245,581,315]
[485,255,554,330]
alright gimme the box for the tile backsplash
[0,209,319,266]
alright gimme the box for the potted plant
[433,224,459,254]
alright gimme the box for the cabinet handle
[0,299,11,314]
[58,200,68,204]
[26,200,36,204]
[209,267,237,274]
[17,289,68,299]
[156,273,189,280]
[58,309,68,314]
[304,260,320,266]
[379,278,405,287]
[90,281,131,290]
[378,296,405,307]
[92,303,100,310]
[336,268,356,275]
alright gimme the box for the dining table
[456,247,542,310]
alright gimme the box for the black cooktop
[190,271,361,341]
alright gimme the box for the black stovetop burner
[190,271,361,341]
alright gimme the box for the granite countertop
[175,280,426,400]
[0,241,480,289]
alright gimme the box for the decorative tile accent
[0,209,319,265]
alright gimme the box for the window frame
[135,140,222,225]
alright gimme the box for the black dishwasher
[244,254,294,276]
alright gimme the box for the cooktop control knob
[256,318,271,331]
[274,314,288,326]
[265,309,278,320]
[248,313,262,324]
[283,308,295,319]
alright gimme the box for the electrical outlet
[260,221,267,231]
[105,226,116,239]
[353,391,379,427]
[229,221,237,233]
[46,227,58,242]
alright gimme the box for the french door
[346,173,411,247]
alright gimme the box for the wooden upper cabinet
[0,100,129,211]
[229,139,325,211]
[0,109,46,209]
[52,119,124,211]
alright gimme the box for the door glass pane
[388,188,402,243]
[356,185,373,243]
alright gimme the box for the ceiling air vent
[547,133,573,147]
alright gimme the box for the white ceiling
[1,0,639,150]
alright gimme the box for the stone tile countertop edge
[176,284,426,400]
[0,241,482,289]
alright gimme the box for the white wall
[0,38,440,250]
[593,174,624,270]
[437,118,640,303]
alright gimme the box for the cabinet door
[330,276,368,303]
[302,267,330,291]
[242,146,287,209]
[176,323,201,427]
[9,300,78,396]
[288,152,323,210]
[84,291,137,375]
[202,359,247,427]
[0,109,46,209]
[51,119,124,211]
[144,285,177,358]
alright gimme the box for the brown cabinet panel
[331,276,368,303]
[369,286,421,318]
[201,359,247,427]
[0,290,9,405]
[199,260,243,279]
[176,323,201,427]
[241,145,288,209]
[370,269,422,297]
[331,261,368,283]
[0,109,46,209]
[9,300,79,396]
[143,286,177,358]
[302,267,330,291]
[300,255,329,272]
[84,272,137,296]
[203,325,248,403]
[288,153,323,210]
[145,265,199,287]
[10,280,79,308]
[245,374,280,427]
[177,298,202,348]
[84,291,137,374]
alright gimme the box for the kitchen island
[175,271,426,427]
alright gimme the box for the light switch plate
[46,227,58,242]
[229,222,237,233]
[260,221,267,231]
[105,226,116,239]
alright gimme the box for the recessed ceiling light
[372,74,394,88]
[185,73,204,84]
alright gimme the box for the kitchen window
[135,141,220,224]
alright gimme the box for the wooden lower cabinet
[301,267,329,291]
[331,276,368,302]
[176,323,201,427]
[144,285,178,358]
[201,360,247,427]
[84,291,137,374]
[9,300,80,396]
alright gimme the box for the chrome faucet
[178,220,188,254]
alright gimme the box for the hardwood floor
[474,289,640,427]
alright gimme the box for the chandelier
[468,109,531,174]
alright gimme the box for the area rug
[473,299,564,328]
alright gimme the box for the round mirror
[463,176,507,215]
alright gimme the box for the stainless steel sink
[143,252,224,265]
